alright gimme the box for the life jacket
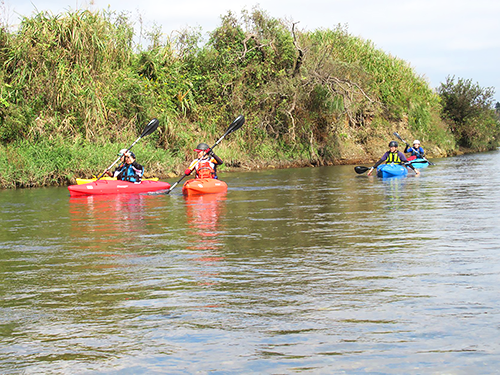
[119,163,143,182]
[195,158,216,179]
[411,147,424,157]
[386,151,403,164]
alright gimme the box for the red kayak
[182,178,228,195]
[68,179,171,196]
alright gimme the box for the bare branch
[291,22,304,77]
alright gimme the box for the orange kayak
[182,178,228,195]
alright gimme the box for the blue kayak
[410,158,430,169]
[377,163,408,178]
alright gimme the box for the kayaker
[185,143,223,179]
[367,141,419,176]
[404,140,425,161]
[115,151,144,182]
[106,148,128,178]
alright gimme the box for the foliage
[0,136,175,188]
[437,76,500,150]
[0,7,481,188]
[0,10,147,143]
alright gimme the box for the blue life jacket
[410,147,424,157]
[117,163,143,182]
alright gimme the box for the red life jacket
[195,158,215,179]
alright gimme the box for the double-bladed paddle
[164,115,245,194]
[97,118,159,181]
[393,132,435,165]
[355,162,417,175]
[354,166,371,174]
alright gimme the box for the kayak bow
[410,158,430,169]
[182,178,228,195]
[377,163,408,178]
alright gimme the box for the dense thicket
[437,76,500,151]
[0,8,498,188]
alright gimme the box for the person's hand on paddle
[185,168,192,176]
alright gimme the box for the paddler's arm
[367,154,387,175]
[209,151,223,165]
[401,153,420,175]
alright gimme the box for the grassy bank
[1,8,498,188]
[0,136,174,188]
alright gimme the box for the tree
[437,76,500,150]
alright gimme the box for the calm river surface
[1,150,500,374]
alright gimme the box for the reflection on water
[184,193,227,287]
[1,150,500,373]
[70,194,150,233]
[184,193,226,251]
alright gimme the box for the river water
[1,150,500,374]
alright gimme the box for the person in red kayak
[105,148,128,178]
[367,141,419,176]
[404,139,425,161]
[184,143,223,179]
[113,150,144,182]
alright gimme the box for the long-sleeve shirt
[404,145,425,158]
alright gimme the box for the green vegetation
[0,7,498,188]
[437,76,500,151]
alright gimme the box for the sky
[4,0,500,102]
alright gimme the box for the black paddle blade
[393,132,404,142]
[141,118,159,137]
[216,115,245,142]
[227,115,245,134]
[355,166,370,174]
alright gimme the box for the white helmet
[118,148,128,156]
[413,140,420,145]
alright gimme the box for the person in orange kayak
[367,141,419,176]
[185,143,223,179]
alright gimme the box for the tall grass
[0,7,475,188]
[1,10,144,142]
[0,136,176,188]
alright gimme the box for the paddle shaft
[97,119,159,181]
[355,162,416,175]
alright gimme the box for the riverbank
[0,126,461,189]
